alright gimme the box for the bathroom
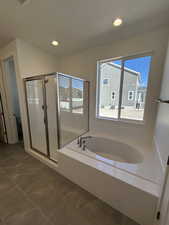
[0,1,169,225]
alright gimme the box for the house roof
[101,62,141,83]
[107,62,140,76]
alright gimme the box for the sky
[114,56,152,87]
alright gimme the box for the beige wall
[0,39,58,148]
[59,26,169,152]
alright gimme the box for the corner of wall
[153,135,165,173]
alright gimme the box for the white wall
[59,26,169,152]
[16,39,58,78]
[154,38,169,225]
[15,39,58,150]
[0,39,58,148]
[155,39,169,170]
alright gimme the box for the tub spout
[79,136,92,148]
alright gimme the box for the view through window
[97,54,152,121]
[59,75,84,114]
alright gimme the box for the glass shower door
[58,74,89,147]
[26,79,48,155]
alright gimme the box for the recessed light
[113,18,123,27]
[51,40,59,46]
[17,0,30,6]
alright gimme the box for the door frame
[0,92,8,143]
[24,76,50,158]
[0,55,20,144]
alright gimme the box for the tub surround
[57,133,163,225]
[58,147,158,225]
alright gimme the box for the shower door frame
[24,75,51,158]
[0,92,8,143]
[24,72,90,160]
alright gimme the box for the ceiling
[0,0,169,56]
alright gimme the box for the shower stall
[24,73,89,162]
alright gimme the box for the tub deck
[58,139,161,225]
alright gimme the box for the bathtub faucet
[78,136,92,148]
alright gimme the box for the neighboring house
[100,62,146,109]
[59,86,83,111]
[137,86,147,109]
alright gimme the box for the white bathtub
[58,135,161,225]
[84,137,144,164]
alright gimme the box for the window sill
[96,116,145,125]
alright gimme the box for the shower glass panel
[59,76,71,112]
[72,79,84,114]
[26,79,48,155]
[45,75,59,161]
[58,74,89,147]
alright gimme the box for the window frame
[96,51,153,124]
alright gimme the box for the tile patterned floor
[0,143,139,225]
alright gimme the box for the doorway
[2,56,23,143]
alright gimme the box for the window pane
[72,79,84,114]
[58,76,71,112]
[121,56,151,121]
[98,60,122,119]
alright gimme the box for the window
[138,92,144,103]
[112,91,115,100]
[128,91,134,101]
[103,79,108,85]
[97,53,152,122]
